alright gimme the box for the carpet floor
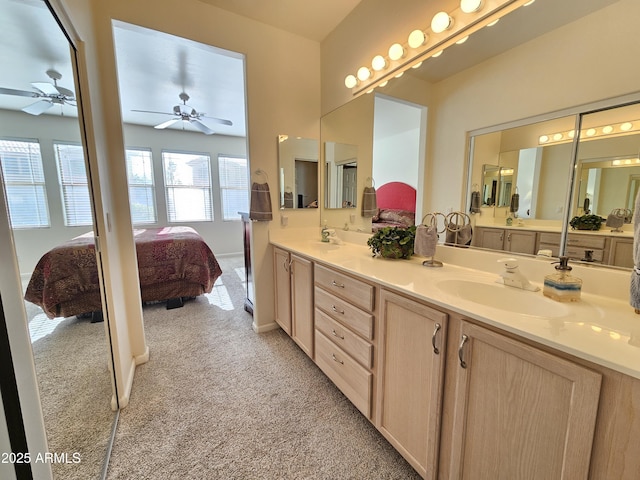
[105,255,420,479]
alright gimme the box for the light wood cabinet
[376,289,447,479]
[609,237,633,268]
[474,227,537,255]
[446,321,602,480]
[272,247,314,356]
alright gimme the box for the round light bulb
[456,35,469,45]
[357,66,371,81]
[408,30,427,48]
[432,50,443,58]
[621,122,633,131]
[371,55,387,71]
[568,130,575,138]
[412,61,423,69]
[388,43,405,61]
[460,0,483,13]
[586,128,596,137]
[344,74,358,89]
[553,133,563,141]
[487,18,500,27]
[602,125,614,134]
[395,71,404,79]
[431,12,453,33]
[539,135,549,144]
[379,80,388,87]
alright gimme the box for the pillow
[377,209,415,226]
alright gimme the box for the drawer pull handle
[332,353,344,365]
[331,280,345,288]
[331,305,345,315]
[332,329,345,340]
[432,323,441,355]
[458,334,469,369]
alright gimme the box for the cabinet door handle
[331,329,345,340]
[331,305,345,314]
[500,232,504,241]
[331,280,345,288]
[332,353,344,365]
[283,258,289,272]
[432,323,442,355]
[507,232,512,242]
[458,334,469,369]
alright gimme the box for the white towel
[631,188,640,311]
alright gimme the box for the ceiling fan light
[431,12,453,34]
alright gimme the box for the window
[162,151,212,222]
[0,139,49,228]
[126,149,156,224]
[54,142,93,226]
[218,155,248,220]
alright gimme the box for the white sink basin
[436,279,570,318]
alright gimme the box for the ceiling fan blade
[22,100,54,115]
[132,109,175,116]
[55,85,75,98]
[31,82,60,96]
[154,118,180,130]
[202,115,233,126]
[191,119,215,135]
[0,87,38,98]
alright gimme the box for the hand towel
[445,223,473,246]
[283,191,294,208]
[362,186,377,217]
[509,193,519,213]
[250,182,273,221]
[631,190,640,311]
[414,224,438,257]
[470,190,481,214]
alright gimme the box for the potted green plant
[569,214,604,231]
[367,225,417,259]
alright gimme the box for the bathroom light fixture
[431,11,453,33]
[432,50,443,58]
[456,35,469,45]
[344,0,540,94]
[388,43,406,61]
[460,0,483,14]
[621,122,633,131]
[602,125,614,134]
[372,55,387,71]
[539,135,549,144]
[408,29,427,48]
[487,18,500,26]
[538,119,640,145]
[611,158,640,166]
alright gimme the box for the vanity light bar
[344,0,538,95]
[539,119,640,145]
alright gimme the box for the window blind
[0,139,49,228]
[126,149,156,224]
[218,155,248,220]
[54,142,93,226]
[162,151,213,222]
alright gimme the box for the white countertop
[271,234,640,380]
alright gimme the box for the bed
[24,226,222,319]
[371,182,417,231]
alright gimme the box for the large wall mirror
[467,99,639,270]
[277,135,319,209]
[0,0,118,478]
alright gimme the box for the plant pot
[379,243,413,259]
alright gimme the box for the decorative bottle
[543,256,582,302]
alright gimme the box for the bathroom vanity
[271,233,640,479]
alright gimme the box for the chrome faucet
[497,258,539,292]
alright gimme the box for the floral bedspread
[24,226,222,318]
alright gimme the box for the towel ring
[421,212,446,234]
[365,177,375,188]
[253,169,269,182]
[445,211,470,232]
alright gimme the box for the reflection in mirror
[482,164,499,206]
[0,0,116,477]
[324,141,357,209]
[277,135,319,209]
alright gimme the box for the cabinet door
[609,237,633,268]
[477,228,505,251]
[377,289,447,479]
[291,254,314,358]
[273,247,292,335]
[448,321,602,480]
[505,230,537,254]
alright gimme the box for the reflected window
[162,150,213,222]
[54,142,92,226]
[0,138,49,228]
[218,155,248,221]
[126,148,156,224]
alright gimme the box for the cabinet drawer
[567,234,606,249]
[315,264,374,312]
[315,286,374,340]
[315,308,373,369]
[315,331,372,418]
[538,232,561,245]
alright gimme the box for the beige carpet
[106,255,420,479]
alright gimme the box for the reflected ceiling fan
[132,92,232,135]
[0,69,76,115]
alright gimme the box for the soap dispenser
[543,256,582,302]
[321,221,330,243]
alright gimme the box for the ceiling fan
[0,69,76,115]
[132,92,232,135]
